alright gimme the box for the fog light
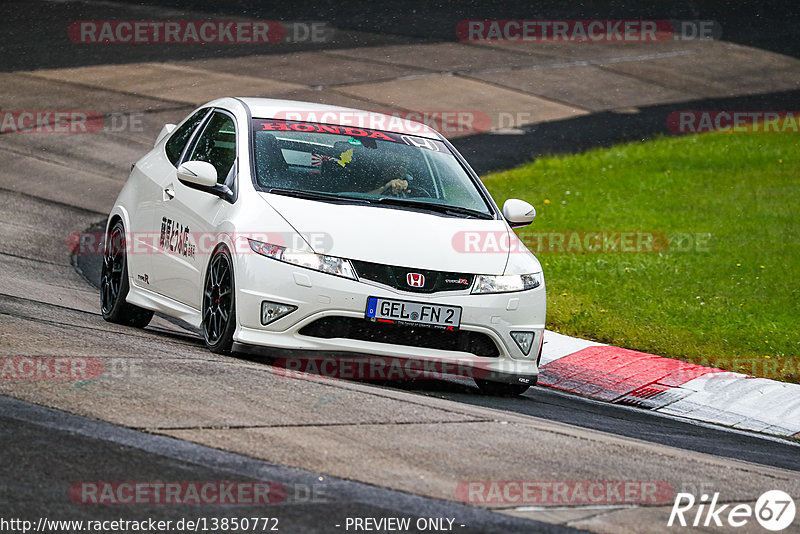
[261,301,297,326]
[511,331,535,356]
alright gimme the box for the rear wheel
[202,246,236,354]
[475,378,531,397]
[100,220,153,328]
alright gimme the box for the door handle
[163,186,175,200]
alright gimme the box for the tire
[202,246,236,354]
[474,378,531,397]
[100,220,154,328]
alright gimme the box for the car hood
[258,193,512,274]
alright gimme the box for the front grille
[351,259,474,293]
[298,317,499,357]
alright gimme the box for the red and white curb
[539,331,800,438]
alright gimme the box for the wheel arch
[105,205,131,235]
[201,235,237,287]
[104,207,134,284]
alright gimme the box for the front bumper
[233,254,546,382]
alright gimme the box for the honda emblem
[406,273,425,287]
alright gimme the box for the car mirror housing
[177,161,218,188]
[502,199,536,228]
[154,123,176,147]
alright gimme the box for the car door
[150,109,238,309]
[127,108,210,292]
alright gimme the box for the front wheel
[474,378,531,397]
[202,246,236,354]
[100,220,153,328]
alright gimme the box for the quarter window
[165,108,210,166]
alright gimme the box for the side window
[165,109,209,166]
[185,112,237,184]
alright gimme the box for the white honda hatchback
[101,97,545,395]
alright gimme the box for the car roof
[234,97,442,140]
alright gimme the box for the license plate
[365,297,461,329]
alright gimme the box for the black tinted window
[251,120,490,215]
[165,109,209,165]
[185,112,237,183]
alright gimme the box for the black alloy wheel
[100,220,153,327]
[202,246,236,353]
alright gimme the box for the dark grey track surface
[402,380,800,472]
[0,395,580,533]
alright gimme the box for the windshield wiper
[266,188,371,204]
[372,197,494,219]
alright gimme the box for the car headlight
[248,239,357,280]
[471,272,542,294]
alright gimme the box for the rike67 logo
[668,490,796,531]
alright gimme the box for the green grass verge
[482,131,799,382]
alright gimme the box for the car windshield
[251,119,494,218]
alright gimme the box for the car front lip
[234,254,546,380]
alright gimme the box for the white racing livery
[101,98,545,395]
